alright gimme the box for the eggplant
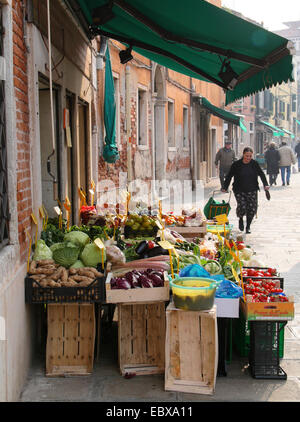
[135,241,148,255]
[142,246,169,258]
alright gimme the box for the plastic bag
[215,279,243,298]
[179,264,210,278]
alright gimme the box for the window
[183,106,189,148]
[249,122,254,132]
[113,75,120,148]
[167,99,175,147]
[137,86,147,146]
[0,7,9,249]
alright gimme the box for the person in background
[294,140,300,172]
[222,147,269,234]
[264,142,280,186]
[278,141,296,186]
[215,141,236,190]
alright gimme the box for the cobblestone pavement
[19,172,300,403]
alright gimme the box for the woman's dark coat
[264,147,280,175]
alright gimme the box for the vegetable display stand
[249,320,287,379]
[46,304,95,377]
[25,276,106,304]
[167,222,207,240]
[106,271,170,304]
[233,311,285,358]
[118,302,166,376]
[165,302,218,395]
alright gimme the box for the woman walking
[264,142,280,186]
[222,147,269,234]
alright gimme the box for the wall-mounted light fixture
[218,59,238,90]
[119,46,133,64]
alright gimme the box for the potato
[52,267,64,281]
[78,280,92,287]
[34,268,56,275]
[36,259,55,266]
[61,268,68,282]
[29,260,37,273]
[72,275,94,283]
[30,274,47,281]
[84,267,104,277]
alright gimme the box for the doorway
[38,74,61,218]
[78,99,89,202]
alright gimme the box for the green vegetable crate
[232,311,285,358]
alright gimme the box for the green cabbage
[70,260,85,269]
[50,242,63,253]
[80,243,106,268]
[52,242,80,268]
[33,239,53,261]
[64,231,90,249]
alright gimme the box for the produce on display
[28,259,103,287]
[80,242,106,268]
[242,267,277,277]
[63,231,90,249]
[52,242,81,268]
[33,240,53,261]
[244,278,289,303]
[110,269,165,290]
[124,213,158,238]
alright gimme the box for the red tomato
[147,241,155,249]
[237,243,246,250]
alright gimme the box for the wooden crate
[46,304,95,377]
[165,302,218,395]
[118,302,166,376]
[106,271,170,304]
[167,221,207,239]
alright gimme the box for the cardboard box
[105,271,170,304]
[214,297,239,318]
[240,297,294,321]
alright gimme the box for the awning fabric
[66,0,294,105]
[103,46,120,163]
[281,128,295,139]
[200,97,247,132]
[259,120,284,137]
[296,119,300,126]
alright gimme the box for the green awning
[281,128,295,139]
[65,0,294,105]
[259,120,285,137]
[103,46,120,163]
[296,119,300,126]
[200,97,247,132]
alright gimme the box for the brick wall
[13,0,32,261]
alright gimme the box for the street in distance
[106,406,193,418]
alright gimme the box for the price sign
[158,240,176,279]
[64,196,71,230]
[94,238,105,270]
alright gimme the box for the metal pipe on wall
[125,64,132,184]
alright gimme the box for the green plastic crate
[233,313,284,358]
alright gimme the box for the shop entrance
[78,99,89,203]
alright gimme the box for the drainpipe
[96,36,107,70]
[125,64,132,185]
[22,0,30,53]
